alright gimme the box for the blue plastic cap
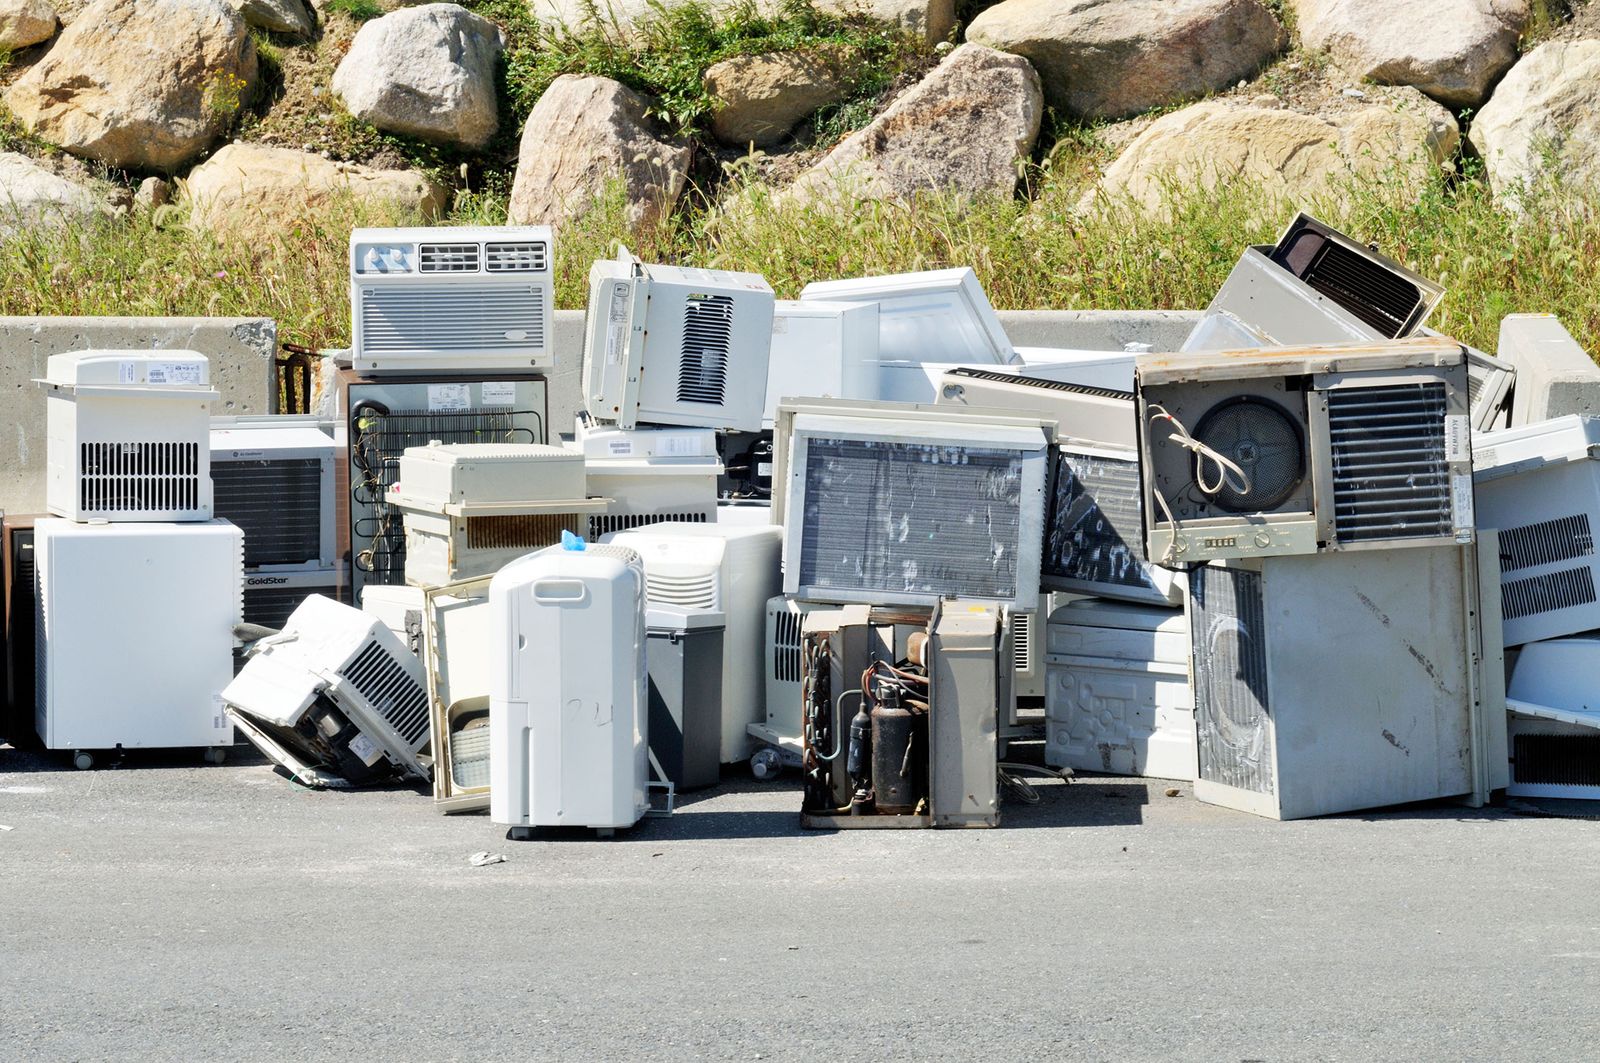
[561,530,586,551]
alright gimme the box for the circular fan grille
[1192,398,1305,512]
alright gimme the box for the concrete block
[1498,314,1600,427]
[0,317,276,515]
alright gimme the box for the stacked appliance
[1133,339,1507,818]
[341,224,556,603]
[31,350,241,768]
[568,415,722,537]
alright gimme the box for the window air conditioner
[210,416,337,569]
[1134,338,1475,564]
[763,299,880,427]
[38,350,216,522]
[1472,414,1600,646]
[772,398,1053,612]
[349,225,555,374]
[568,415,721,537]
[224,594,432,785]
[1504,637,1600,799]
[582,247,775,431]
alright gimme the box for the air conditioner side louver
[1328,382,1452,545]
[418,243,480,272]
[678,295,734,406]
[341,639,430,746]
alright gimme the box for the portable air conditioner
[38,350,217,522]
[421,576,494,813]
[211,416,337,569]
[1504,637,1600,799]
[582,247,775,431]
[339,369,548,600]
[490,543,651,835]
[569,416,721,537]
[35,518,240,766]
[763,299,881,427]
[754,595,823,771]
[1135,338,1475,564]
[1472,414,1600,646]
[225,594,432,785]
[602,522,782,765]
[1185,214,1444,353]
[349,224,555,374]
[390,442,603,587]
[799,267,1016,366]
[1044,599,1195,780]
[773,398,1052,611]
[1187,539,1506,820]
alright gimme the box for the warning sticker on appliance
[605,289,630,365]
[656,434,701,457]
[607,440,633,457]
[1451,471,1475,533]
[429,383,470,412]
[348,732,381,764]
[119,361,136,384]
[480,381,517,406]
[1445,414,1470,463]
[147,360,202,386]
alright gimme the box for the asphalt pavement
[2,741,1598,1061]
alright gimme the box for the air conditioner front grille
[1499,513,1595,573]
[213,459,324,566]
[418,243,480,272]
[242,580,336,631]
[359,285,547,354]
[1514,732,1600,787]
[485,242,548,273]
[678,294,733,406]
[797,437,1026,603]
[341,640,429,747]
[78,441,201,515]
[588,512,708,537]
[463,513,585,551]
[1328,382,1452,544]
[1012,611,1033,674]
[1502,566,1598,620]
[773,606,802,683]
[645,572,719,610]
[1190,566,1274,796]
[1045,450,1164,597]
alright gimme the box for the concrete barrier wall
[0,317,277,516]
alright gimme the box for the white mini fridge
[35,517,242,767]
[490,542,650,835]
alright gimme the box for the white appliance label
[605,289,629,364]
[757,461,773,478]
[1445,415,1470,462]
[772,317,788,334]
[119,361,136,384]
[147,361,201,385]
[348,732,381,764]
[429,383,470,412]
[657,434,700,457]
[480,381,516,406]
[607,440,633,456]
[1452,472,1475,532]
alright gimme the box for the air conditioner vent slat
[213,459,324,567]
[418,243,480,273]
[1190,566,1274,796]
[645,572,719,610]
[677,294,734,406]
[341,640,430,746]
[1012,611,1032,674]
[1044,450,1168,602]
[588,512,707,538]
[1328,382,1452,544]
[1514,732,1600,787]
[360,285,547,354]
[1500,513,1595,573]
[1502,566,1598,621]
[774,606,803,683]
[484,242,548,272]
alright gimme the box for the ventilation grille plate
[360,285,547,354]
[1328,382,1452,544]
[418,243,480,273]
[1502,566,1598,620]
[1499,513,1595,573]
[1045,450,1165,599]
[485,242,548,273]
[1514,732,1600,787]
[646,571,719,610]
[772,606,803,683]
[677,294,733,406]
[463,513,586,551]
[213,458,324,566]
[78,441,202,516]
[340,640,429,748]
[589,512,708,538]
[1191,566,1274,796]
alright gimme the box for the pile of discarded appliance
[4,212,1598,836]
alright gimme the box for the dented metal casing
[1134,338,1475,565]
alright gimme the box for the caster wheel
[72,751,94,771]
[595,828,616,839]
[203,747,228,765]
[750,747,782,781]
[509,826,534,842]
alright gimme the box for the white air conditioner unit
[490,543,651,835]
[349,225,555,374]
[1187,539,1506,819]
[224,594,432,785]
[1472,414,1600,646]
[360,583,424,656]
[1135,338,1475,564]
[339,369,549,600]
[601,523,782,765]
[1185,214,1444,353]
[773,398,1052,611]
[391,442,604,587]
[421,576,494,814]
[763,299,880,427]
[1044,598,1195,781]
[569,416,722,538]
[211,416,337,570]
[35,518,240,766]
[582,247,775,431]
[38,350,217,522]
[799,267,1016,366]
[1504,637,1600,799]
